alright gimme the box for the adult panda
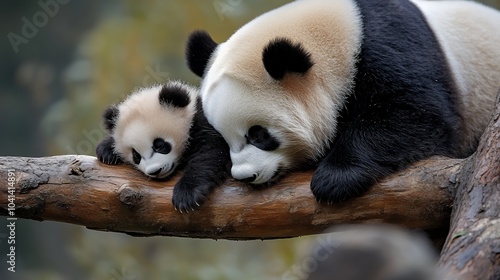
[185,0,500,203]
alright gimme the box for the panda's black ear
[262,38,313,80]
[185,30,218,77]
[159,84,191,108]
[103,105,119,132]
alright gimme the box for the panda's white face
[201,77,294,183]
[197,0,362,184]
[112,84,196,178]
[201,71,341,184]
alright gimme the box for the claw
[196,202,200,207]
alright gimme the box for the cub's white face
[113,84,196,178]
[198,0,362,184]
[118,119,178,178]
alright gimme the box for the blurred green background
[1,0,499,279]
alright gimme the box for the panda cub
[96,81,230,212]
[186,0,500,203]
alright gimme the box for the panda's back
[411,0,500,154]
[349,0,500,158]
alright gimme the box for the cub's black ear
[159,84,191,108]
[185,30,218,77]
[262,38,313,80]
[103,105,119,132]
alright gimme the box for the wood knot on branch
[118,184,143,209]
[68,158,84,176]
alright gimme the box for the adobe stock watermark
[65,64,170,155]
[7,0,70,54]
[141,64,170,87]
[110,266,138,280]
[213,0,243,21]
[282,226,438,280]
[5,169,17,273]
[282,233,339,280]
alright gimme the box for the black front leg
[95,136,123,165]
[171,103,231,212]
[310,119,403,203]
[310,110,453,203]
[172,158,230,212]
[310,148,388,203]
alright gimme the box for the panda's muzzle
[148,168,162,176]
[148,163,176,179]
[238,174,257,183]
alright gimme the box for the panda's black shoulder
[189,97,211,138]
[182,97,229,160]
[350,0,460,122]
[335,0,463,159]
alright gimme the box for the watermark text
[6,169,17,273]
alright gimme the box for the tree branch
[0,154,459,240]
[438,90,500,279]
[0,96,498,278]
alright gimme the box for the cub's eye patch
[132,149,141,165]
[246,125,280,151]
[152,138,172,154]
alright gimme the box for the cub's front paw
[96,136,123,165]
[310,163,375,204]
[172,180,211,213]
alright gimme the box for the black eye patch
[246,125,280,151]
[152,138,172,154]
[132,149,141,165]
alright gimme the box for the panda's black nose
[239,174,257,183]
[148,168,162,176]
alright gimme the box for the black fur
[172,98,231,212]
[96,136,123,165]
[103,105,119,132]
[311,0,461,203]
[262,38,313,80]
[185,30,218,77]
[159,84,191,108]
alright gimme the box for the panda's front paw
[310,162,375,204]
[172,180,211,213]
[96,136,123,165]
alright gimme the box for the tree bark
[0,97,498,278]
[0,155,457,240]
[438,91,500,280]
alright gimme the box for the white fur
[410,0,500,154]
[113,82,197,178]
[201,0,362,182]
